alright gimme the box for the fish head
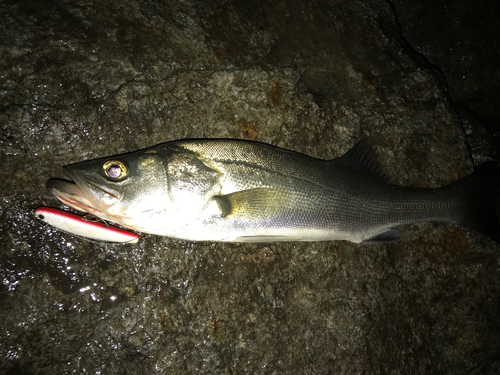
[47,150,173,232]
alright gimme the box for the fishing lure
[34,207,139,244]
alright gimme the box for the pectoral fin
[213,188,294,219]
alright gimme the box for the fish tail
[457,162,500,240]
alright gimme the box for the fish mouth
[47,179,100,215]
[47,174,121,217]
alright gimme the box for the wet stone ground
[1,0,499,374]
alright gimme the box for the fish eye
[103,160,128,180]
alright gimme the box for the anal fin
[235,235,294,243]
[362,229,402,244]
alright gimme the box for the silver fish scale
[176,140,333,188]
[157,140,464,242]
[54,139,473,243]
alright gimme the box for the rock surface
[1,0,499,374]
[392,0,500,137]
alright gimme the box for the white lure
[34,207,139,244]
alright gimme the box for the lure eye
[103,160,128,180]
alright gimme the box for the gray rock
[391,0,500,136]
[1,0,498,374]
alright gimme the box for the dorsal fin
[328,139,387,180]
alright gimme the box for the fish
[34,207,139,244]
[45,139,500,244]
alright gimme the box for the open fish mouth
[46,179,103,216]
[46,176,121,217]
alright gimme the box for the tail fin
[459,162,500,240]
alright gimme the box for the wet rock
[1,0,499,374]
[454,104,497,166]
[391,0,500,136]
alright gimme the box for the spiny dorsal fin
[328,139,387,180]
